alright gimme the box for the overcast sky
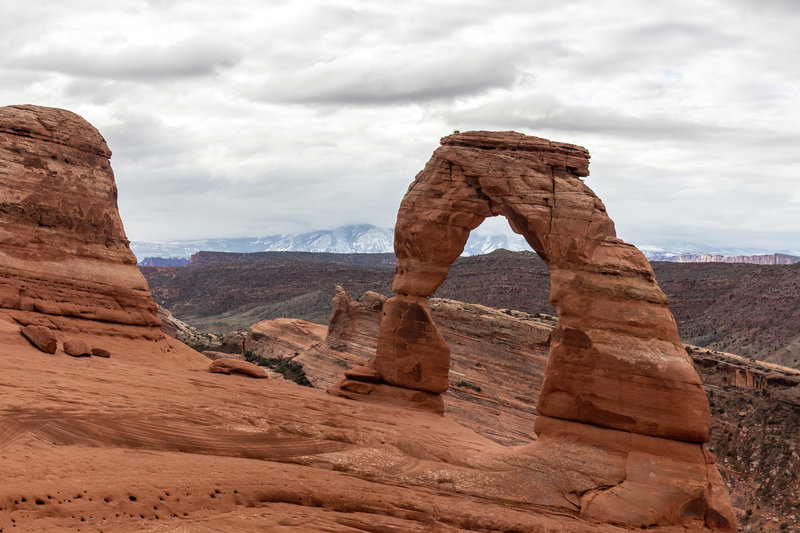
[1,0,798,252]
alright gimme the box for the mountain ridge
[132,224,799,265]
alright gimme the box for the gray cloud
[251,45,521,105]
[9,37,243,81]
[446,96,733,142]
[0,0,797,252]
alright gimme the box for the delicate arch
[375,131,710,443]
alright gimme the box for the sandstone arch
[373,131,710,443]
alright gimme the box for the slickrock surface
[245,318,327,359]
[2,309,751,532]
[0,312,644,533]
[328,131,735,530]
[0,105,199,363]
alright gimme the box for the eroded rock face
[0,105,193,362]
[245,318,327,360]
[331,130,735,531]
[0,105,159,327]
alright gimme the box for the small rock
[208,359,268,379]
[20,325,57,354]
[64,338,91,357]
[91,347,111,358]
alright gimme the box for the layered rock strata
[0,105,197,362]
[329,130,736,531]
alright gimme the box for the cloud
[250,44,520,105]
[9,37,243,81]
[445,95,736,142]
[0,0,797,252]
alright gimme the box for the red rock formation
[244,318,326,359]
[330,131,735,531]
[208,358,268,378]
[63,338,91,357]
[20,324,57,353]
[375,130,709,442]
[0,105,200,363]
[373,295,451,393]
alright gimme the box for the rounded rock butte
[0,104,195,360]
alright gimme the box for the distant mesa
[645,251,800,265]
[131,224,536,265]
[329,130,737,530]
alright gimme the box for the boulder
[208,359,268,379]
[90,347,111,358]
[20,325,57,354]
[64,338,91,357]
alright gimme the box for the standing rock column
[373,295,450,393]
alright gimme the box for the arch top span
[380,130,711,443]
[392,131,616,298]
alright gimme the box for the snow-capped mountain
[131,224,536,263]
[638,243,800,264]
[130,225,396,261]
[462,233,531,255]
[131,225,797,266]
